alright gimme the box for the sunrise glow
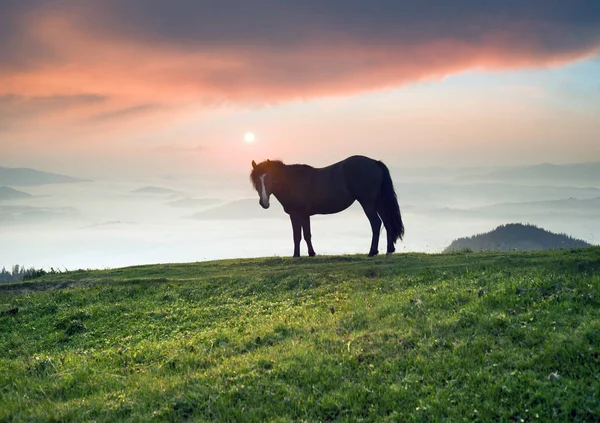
[1,7,600,408]
[244,132,256,143]
[0,2,598,174]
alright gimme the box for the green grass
[1,248,599,422]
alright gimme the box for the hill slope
[474,197,600,217]
[1,249,599,422]
[458,162,600,185]
[485,162,600,182]
[131,186,179,195]
[444,223,592,252]
[0,186,32,201]
[0,166,89,186]
[191,198,285,220]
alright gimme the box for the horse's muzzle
[259,200,270,209]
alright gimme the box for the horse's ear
[252,160,257,169]
[267,159,270,164]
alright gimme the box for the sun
[244,132,256,143]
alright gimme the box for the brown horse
[250,155,404,257]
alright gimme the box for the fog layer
[1,163,598,270]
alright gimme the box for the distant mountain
[166,197,222,208]
[490,162,599,180]
[0,167,89,186]
[444,223,592,253]
[405,196,600,221]
[0,205,80,224]
[388,165,496,181]
[393,182,600,209]
[191,198,367,220]
[0,187,32,201]
[131,186,178,195]
[191,198,285,220]
[474,197,600,217]
[458,162,600,185]
[84,220,136,229]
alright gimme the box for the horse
[249,155,404,257]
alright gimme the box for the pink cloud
[2,3,599,109]
[0,0,598,171]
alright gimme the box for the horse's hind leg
[377,207,395,254]
[290,214,302,257]
[301,215,316,257]
[361,204,382,257]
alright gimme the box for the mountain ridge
[444,223,592,252]
[0,167,90,186]
[0,187,32,201]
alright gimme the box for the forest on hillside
[444,223,592,252]
[0,265,47,283]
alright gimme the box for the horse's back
[341,155,381,169]
[319,155,381,178]
[291,155,386,215]
[299,156,375,214]
[339,156,385,202]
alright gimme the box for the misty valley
[1,163,598,270]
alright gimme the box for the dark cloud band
[1,0,599,109]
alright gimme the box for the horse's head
[250,159,276,209]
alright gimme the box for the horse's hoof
[293,254,300,258]
[386,250,395,255]
[368,251,379,257]
[309,252,316,257]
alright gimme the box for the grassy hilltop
[1,249,599,422]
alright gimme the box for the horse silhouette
[250,155,404,257]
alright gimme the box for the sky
[1,0,600,178]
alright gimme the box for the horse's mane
[249,160,285,190]
[249,160,313,189]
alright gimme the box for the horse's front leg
[290,214,302,257]
[301,215,316,257]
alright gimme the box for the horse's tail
[377,161,404,242]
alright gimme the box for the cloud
[0,0,599,129]
[0,94,107,132]
[150,144,207,155]
[88,104,163,123]
[0,94,106,116]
